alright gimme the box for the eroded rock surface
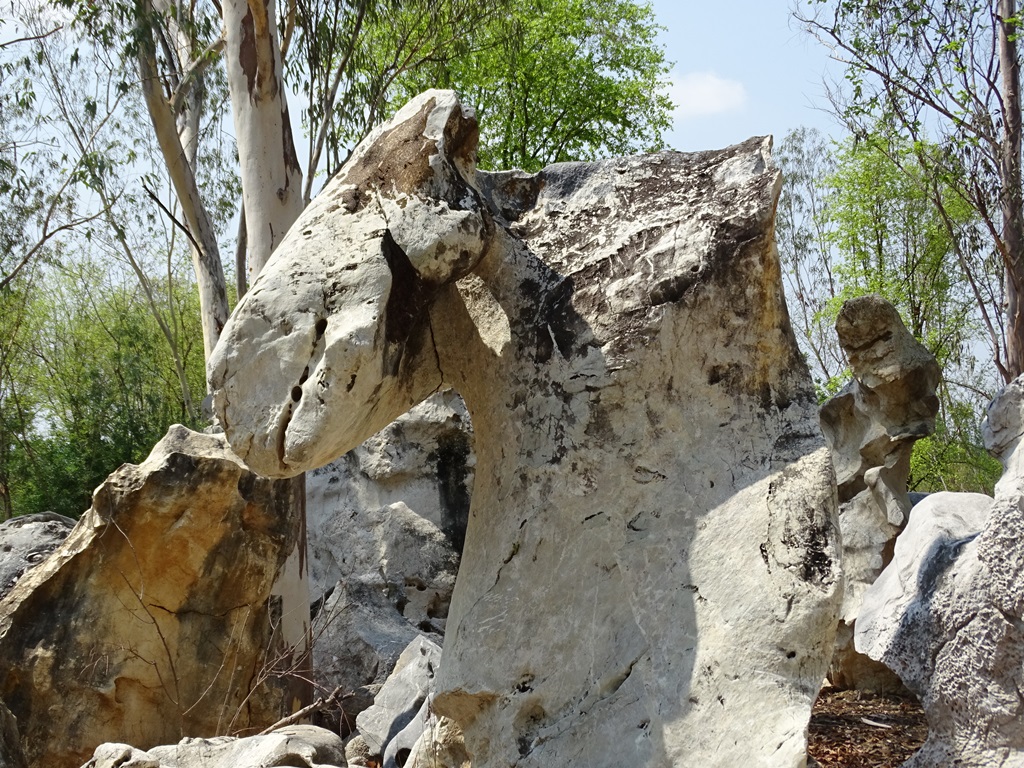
[0,426,306,767]
[856,376,1024,766]
[0,512,75,599]
[210,90,842,767]
[81,725,346,768]
[819,295,940,691]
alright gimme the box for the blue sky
[649,0,843,151]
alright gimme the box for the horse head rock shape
[210,90,841,767]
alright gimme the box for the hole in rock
[396,748,411,767]
[314,317,328,338]
[291,386,302,402]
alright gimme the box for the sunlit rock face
[819,294,940,692]
[857,376,1024,767]
[211,90,842,767]
[0,426,305,768]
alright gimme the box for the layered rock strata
[210,90,842,767]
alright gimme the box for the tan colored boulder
[819,294,940,691]
[210,90,842,767]
[0,426,307,767]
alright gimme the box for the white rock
[819,294,940,691]
[81,726,346,768]
[855,375,1024,766]
[211,91,842,767]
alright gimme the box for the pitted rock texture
[81,725,346,768]
[210,90,842,767]
[0,426,306,768]
[0,512,75,599]
[856,376,1024,767]
[819,294,940,691]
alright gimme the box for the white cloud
[669,71,747,120]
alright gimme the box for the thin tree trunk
[137,32,230,381]
[222,0,310,709]
[1000,0,1024,380]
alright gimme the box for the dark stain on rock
[381,229,435,346]
[431,430,472,555]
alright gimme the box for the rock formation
[856,375,1024,766]
[81,725,346,768]
[306,389,471,605]
[0,426,307,767]
[305,393,465,732]
[819,294,940,691]
[0,512,75,599]
[210,90,842,766]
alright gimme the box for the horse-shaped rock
[210,90,841,767]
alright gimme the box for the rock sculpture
[0,426,307,767]
[0,512,75,599]
[210,90,842,766]
[855,376,1024,766]
[819,295,940,691]
[81,725,346,768]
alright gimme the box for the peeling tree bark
[223,0,304,277]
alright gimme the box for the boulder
[0,512,75,599]
[355,635,442,761]
[0,699,26,768]
[855,375,1024,766]
[210,90,842,766]
[0,426,307,767]
[311,577,434,733]
[81,725,345,768]
[819,294,940,691]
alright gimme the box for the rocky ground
[808,687,928,767]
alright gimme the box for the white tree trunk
[137,36,230,376]
[222,0,310,706]
[223,0,304,277]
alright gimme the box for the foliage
[0,260,206,519]
[288,0,673,180]
[384,0,673,171]
[795,0,1022,382]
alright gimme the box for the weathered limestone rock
[819,294,940,691]
[0,700,26,768]
[305,392,466,730]
[81,725,346,768]
[856,376,1024,766]
[311,577,434,733]
[0,512,75,599]
[356,635,442,762]
[210,90,842,766]
[306,389,471,605]
[0,426,307,767]
[307,490,459,632]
